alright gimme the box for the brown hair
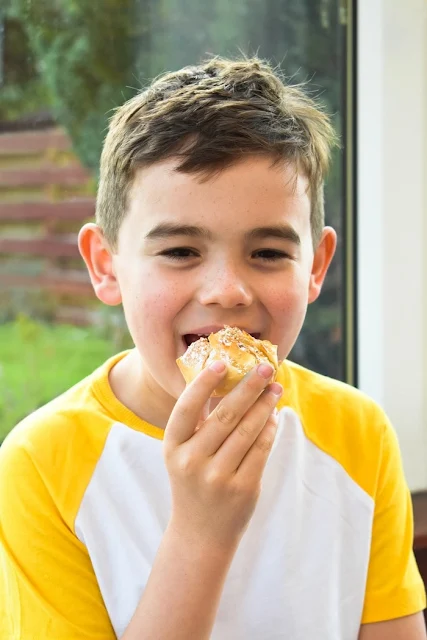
[96,56,338,250]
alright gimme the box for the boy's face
[82,156,336,404]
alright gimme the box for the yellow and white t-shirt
[0,351,425,639]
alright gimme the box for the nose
[197,260,253,308]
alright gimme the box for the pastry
[177,326,279,396]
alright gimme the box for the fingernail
[269,382,283,397]
[257,363,274,379]
[209,361,226,373]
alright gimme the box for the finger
[165,361,227,447]
[235,409,280,484]
[190,364,278,456]
[209,383,282,474]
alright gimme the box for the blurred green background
[0,318,129,441]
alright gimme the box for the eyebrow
[145,223,212,241]
[144,222,301,246]
[247,225,301,246]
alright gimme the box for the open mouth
[183,332,261,347]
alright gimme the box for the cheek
[120,268,189,337]
[263,273,309,318]
[262,275,310,359]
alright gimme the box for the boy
[0,57,425,639]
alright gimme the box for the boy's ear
[308,226,337,304]
[78,223,122,306]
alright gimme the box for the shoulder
[0,367,115,529]
[1,368,113,457]
[278,359,385,424]
[276,360,391,498]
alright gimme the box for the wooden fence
[0,128,99,324]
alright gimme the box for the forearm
[121,523,236,640]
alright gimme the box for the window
[1,0,354,382]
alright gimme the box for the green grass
[0,318,120,442]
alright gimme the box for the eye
[252,249,290,262]
[158,247,200,260]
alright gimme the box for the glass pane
[1,0,346,383]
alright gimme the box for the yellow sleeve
[361,414,426,623]
[0,434,116,640]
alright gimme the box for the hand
[163,361,283,550]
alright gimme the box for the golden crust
[176,326,279,396]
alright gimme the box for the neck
[108,349,176,429]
